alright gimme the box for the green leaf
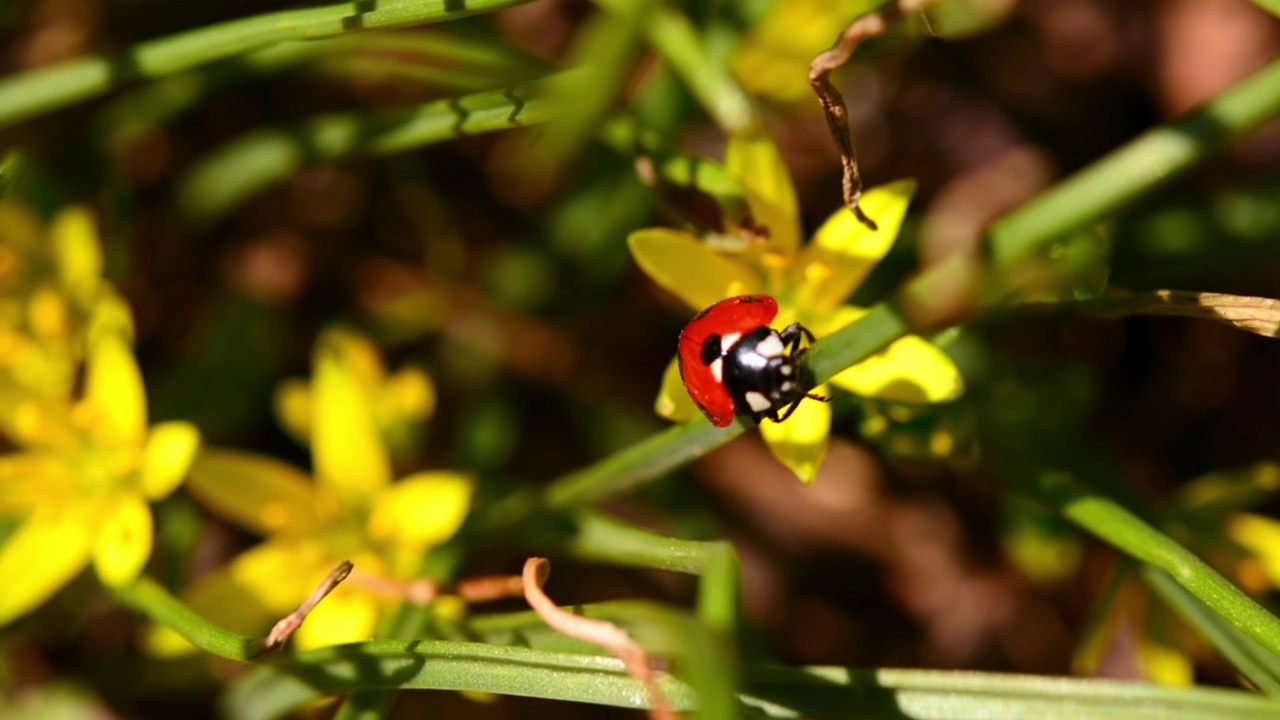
[0,0,538,128]
[1144,566,1280,695]
[176,77,556,223]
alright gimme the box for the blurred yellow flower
[628,129,962,483]
[733,0,882,105]
[149,330,469,653]
[0,331,200,624]
[273,327,436,461]
[0,204,195,625]
[0,203,132,399]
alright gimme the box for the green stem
[114,576,259,661]
[987,55,1280,265]
[0,0,534,128]
[175,78,555,223]
[559,510,742,637]
[224,639,1280,719]
[1143,566,1280,695]
[1033,471,1280,663]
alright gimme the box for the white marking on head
[780,364,793,376]
[780,381,795,393]
[756,334,785,358]
[720,332,742,354]
[709,358,724,383]
[744,391,772,412]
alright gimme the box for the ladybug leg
[779,322,817,358]
[774,398,803,423]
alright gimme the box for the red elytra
[676,295,824,427]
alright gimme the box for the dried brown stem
[809,0,937,230]
[521,558,676,720]
[261,560,353,653]
[456,574,527,603]
[347,568,439,606]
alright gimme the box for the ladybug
[677,295,828,427]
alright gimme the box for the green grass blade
[0,0,535,128]
[987,56,1280,265]
[114,576,259,661]
[1030,470,1280,666]
[1143,565,1280,695]
[225,641,1280,719]
[175,77,555,222]
[744,666,1280,719]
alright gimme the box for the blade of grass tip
[1143,565,1280,695]
[987,55,1280,266]
[556,511,743,645]
[696,541,741,638]
[175,76,557,224]
[564,510,712,574]
[0,0,538,128]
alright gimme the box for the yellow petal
[82,333,146,445]
[1228,513,1280,587]
[313,339,392,503]
[759,383,832,484]
[85,290,135,346]
[320,327,386,391]
[0,505,91,624]
[0,452,73,514]
[655,356,698,422]
[272,378,312,445]
[827,306,963,403]
[627,228,763,311]
[141,421,200,499]
[294,584,379,649]
[187,448,325,536]
[50,207,103,301]
[92,494,153,587]
[385,366,436,422]
[799,180,917,311]
[368,472,472,548]
[725,130,801,257]
[144,539,328,656]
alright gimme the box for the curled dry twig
[810,0,938,230]
[260,560,353,653]
[522,557,677,720]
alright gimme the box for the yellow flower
[0,203,133,399]
[273,328,436,461]
[628,130,963,483]
[0,331,200,624]
[148,330,469,653]
[733,0,882,105]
